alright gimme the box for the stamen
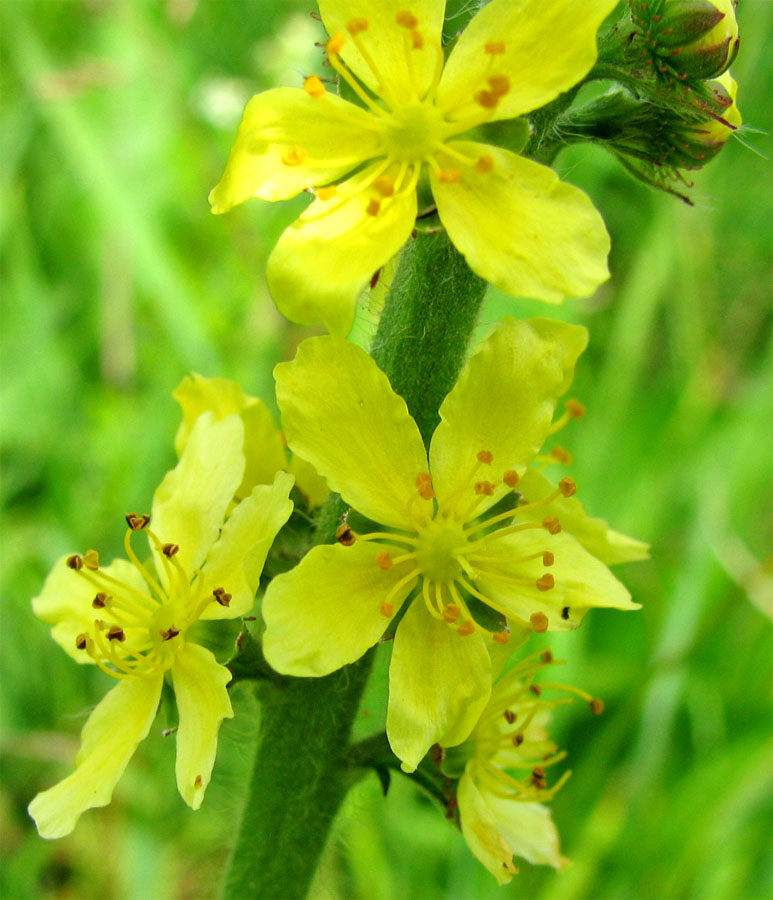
[66,554,83,570]
[373,176,395,197]
[376,551,394,570]
[504,709,516,724]
[281,147,307,167]
[162,543,179,558]
[317,185,337,200]
[503,469,519,487]
[346,17,368,35]
[160,626,180,642]
[416,472,435,500]
[212,587,232,607]
[326,33,346,56]
[543,516,562,535]
[492,629,510,645]
[409,30,424,50]
[561,606,570,620]
[530,612,549,633]
[558,477,577,498]
[550,446,572,465]
[107,625,126,642]
[590,698,605,715]
[395,10,419,29]
[457,619,475,636]
[485,41,506,55]
[336,524,356,546]
[75,633,89,651]
[536,574,555,592]
[442,604,460,623]
[83,550,99,570]
[303,75,326,98]
[474,90,499,110]
[474,481,494,496]
[380,600,395,618]
[437,168,461,183]
[487,75,510,97]
[365,198,381,216]
[92,592,109,609]
[542,551,555,567]
[567,399,586,419]
[125,512,150,531]
[477,450,494,465]
[422,579,443,620]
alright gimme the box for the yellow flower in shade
[262,319,646,769]
[210,0,617,335]
[173,372,329,506]
[28,413,294,838]
[442,650,594,883]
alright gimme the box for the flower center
[413,516,467,583]
[380,102,451,162]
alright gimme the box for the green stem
[222,233,486,900]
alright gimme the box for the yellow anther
[373,176,395,197]
[317,185,337,201]
[493,630,510,645]
[376,550,394,570]
[442,604,461,624]
[326,33,346,56]
[66,554,83,570]
[75,633,89,651]
[543,516,562,535]
[162,542,179,558]
[92,592,109,609]
[549,446,573,465]
[457,619,475,636]
[303,75,326,98]
[438,168,461,183]
[396,10,419,29]
[83,550,100,571]
[474,89,499,109]
[536,574,555,592]
[542,551,555,567]
[380,600,395,618]
[590,698,605,715]
[476,155,494,174]
[474,481,494,496]
[336,524,356,546]
[567,398,586,419]
[503,469,520,487]
[487,75,510,97]
[485,40,506,55]
[410,29,424,49]
[107,625,126,642]
[477,450,494,464]
[346,17,368,35]
[365,198,381,216]
[559,477,577,498]
[281,146,307,167]
[530,611,549,632]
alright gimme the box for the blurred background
[1,1,771,898]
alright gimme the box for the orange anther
[549,446,572,465]
[380,600,395,618]
[542,551,555,567]
[567,398,586,419]
[303,75,326,98]
[477,450,494,464]
[530,611,549,632]
[590,698,605,715]
[83,549,100,571]
[416,472,435,500]
[410,30,424,49]
[485,40,506,55]
[326,33,346,55]
[281,146,307,167]
[376,551,393,570]
[373,176,395,197]
[474,89,499,109]
[317,185,337,201]
[536,574,555,592]
[493,630,510,645]
[559,477,577,498]
[396,10,418,28]
[365,198,381,216]
[487,75,510,97]
[476,155,494,174]
[346,17,368,35]
[442,604,461,624]
[503,469,520,488]
[457,619,475,636]
[543,516,562,535]
[437,168,461,183]
[474,481,494,496]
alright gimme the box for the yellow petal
[173,373,287,497]
[475,530,640,632]
[430,318,588,517]
[432,143,610,302]
[262,542,416,677]
[28,675,162,838]
[436,0,617,121]
[288,454,329,508]
[172,643,234,809]
[209,87,381,212]
[318,0,445,105]
[199,472,295,620]
[275,336,426,531]
[267,161,417,335]
[33,556,146,663]
[457,771,520,885]
[387,599,491,772]
[151,412,244,583]
[518,469,650,565]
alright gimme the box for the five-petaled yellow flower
[210,0,617,335]
[262,318,646,770]
[28,412,294,839]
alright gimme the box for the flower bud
[685,71,741,151]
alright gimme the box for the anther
[373,176,395,197]
[477,450,494,465]
[442,604,460,624]
[346,17,368,35]
[567,399,586,419]
[303,75,326,98]
[550,446,572,464]
[380,600,395,618]
[474,481,494,496]
[531,766,547,788]
[513,733,524,746]
[559,477,577,498]
[492,630,510,645]
[281,147,307,167]
[75,633,88,651]
[541,649,554,664]
[487,75,510,97]
[125,512,150,530]
[395,10,418,29]
[92,592,109,609]
[376,551,393,571]
[194,775,203,788]
[590,698,605,716]
[162,543,180,558]
[416,472,435,500]
[457,619,475,636]
[66,554,84,570]
[529,684,542,696]
[317,185,337,201]
[543,516,562,535]
[438,168,461,183]
[503,469,520,487]
[542,551,555,567]
[107,625,126,642]
[365,198,381,216]
[530,611,549,632]
[536,574,555,592]
[504,709,516,724]
[561,606,570,620]
[160,626,180,641]
[474,89,499,109]
[485,40,506,55]
[336,524,356,546]
[476,155,494,174]
[326,33,346,56]
[83,550,99,571]
[213,588,232,607]
[410,30,424,49]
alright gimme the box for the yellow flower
[210,0,617,335]
[173,372,329,506]
[443,650,588,883]
[262,319,646,769]
[28,413,294,838]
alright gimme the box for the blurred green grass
[1,1,771,898]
